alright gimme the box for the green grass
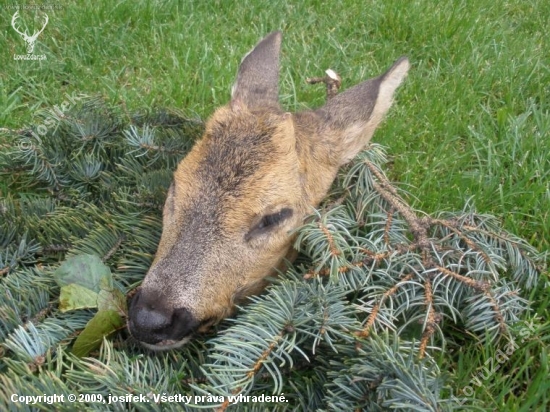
[1,0,549,409]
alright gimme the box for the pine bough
[0,97,545,411]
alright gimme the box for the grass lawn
[1,0,549,409]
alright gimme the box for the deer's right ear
[315,57,410,165]
[231,31,282,110]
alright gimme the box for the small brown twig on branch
[318,222,341,257]
[356,273,415,339]
[215,329,287,412]
[419,278,437,358]
[102,235,126,263]
[384,208,396,246]
[307,69,342,99]
[431,219,492,264]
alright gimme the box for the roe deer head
[128,31,409,350]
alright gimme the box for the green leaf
[97,288,128,315]
[53,254,113,292]
[59,283,99,312]
[72,310,124,358]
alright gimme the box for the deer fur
[128,31,410,350]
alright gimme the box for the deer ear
[231,31,282,109]
[316,57,410,165]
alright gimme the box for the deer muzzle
[128,288,200,349]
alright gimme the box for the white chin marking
[140,337,191,351]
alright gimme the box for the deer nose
[128,289,199,345]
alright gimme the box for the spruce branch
[323,333,450,411]
[17,137,66,191]
[299,147,542,358]
[303,71,546,359]
[0,92,545,410]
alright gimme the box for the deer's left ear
[231,31,282,110]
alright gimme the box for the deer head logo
[11,11,49,54]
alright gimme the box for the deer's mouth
[133,319,216,351]
[138,336,192,351]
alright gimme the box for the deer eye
[258,208,293,229]
[246,208,293,241]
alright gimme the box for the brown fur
[128,31,410,349]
